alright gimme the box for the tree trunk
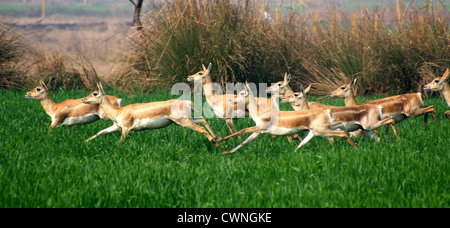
[129,0,143,32]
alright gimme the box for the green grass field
[0,89,448,208]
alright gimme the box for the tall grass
[0,23,103,90]
[0,23,28,89]
[114,0,307,92]
[26,52,101,90]
[114,0,449,95]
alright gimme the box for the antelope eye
[277,83,282,86]
[240,92,245,96]
[435,80,440,83]
[341,87,346,90]
[198,72,203,76]
[93,93,98,96]
[36,88,41,92]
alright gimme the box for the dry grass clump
[112,0,307,93]
[26,52,100,90]
[0,22,102,91]
[299,3,449,95]
[0,23,29,89]
[111,0,448,96]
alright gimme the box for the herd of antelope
[26,65,450,155]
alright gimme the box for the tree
[129,0,144,32]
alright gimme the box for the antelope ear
[304,84,312,94]
[40,80,48,91]
[299,84,305,92]
[97,82,105,95]
[202,64,207,71]
[244,81,252,94]
[284,73,291,84]
[443,68,450,82]
[350,78,357,88]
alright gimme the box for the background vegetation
[1,0,449,95]
[115,0,449,95]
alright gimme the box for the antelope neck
[283,86,295,97]
[345,92,358,106]
[100,96,120,119]
[202,77,216,100]
[443,83,450,107]
[39,93,57,116]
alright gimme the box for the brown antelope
[81,82,221,148]
[187,63,276,140]
[26,80,122,135]
[265,73,302,141]
[423,68,450,120]
[282,85,399,141]
[330,78,439,129]
[218,83,357,155]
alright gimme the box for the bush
[0,23,28,89]
[95,1,450,95]
[113,0,306,93]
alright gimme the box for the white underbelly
[131,117,172,131]
[213,107,225,119]
[62,113,100,126]
[265,126,306,136]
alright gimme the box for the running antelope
[187,63,276,140]
[26,80,122,134]
[81,82,221,147]
[265,73,301,141]
[282,85,399,141]
[423,68,450,120]
[330,78,439,129]
[219,83,357,155]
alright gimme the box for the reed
[113,0,306,92]
[0,23,28,89]
[4,1,448,95]
[113,0,448,95]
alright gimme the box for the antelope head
[233,88,250,106]
[187,63,212,84]
[26,80,48,100]
[281,84,311,106]
[423,68,449,92]
[266,73,292,95]
[82,82,106,105]
[331,78,357,98]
